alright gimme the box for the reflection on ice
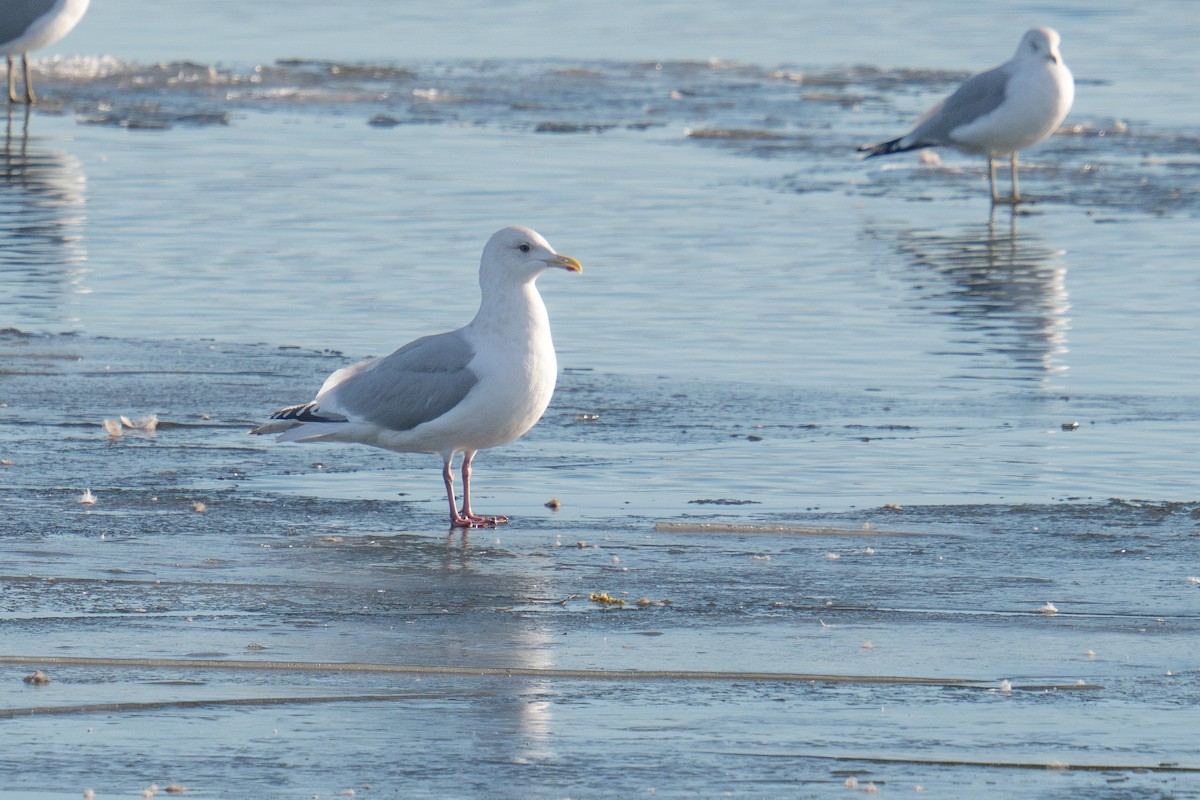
[892,210,1070,382]
[2,329,1200,796]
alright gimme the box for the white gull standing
[859,27,1074,204]
[252,226,582,528]
[2,0,90,103]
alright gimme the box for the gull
[859,27,1074,204]
[2,0,90,103]
[252,226,582,529]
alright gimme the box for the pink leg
[442,458,473,528]
[459,451,508,526]
[441,454,506,528]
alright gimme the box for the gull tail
[858,136,924,158]
[249,403,348,436]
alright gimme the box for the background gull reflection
[892,211,1069,384]
[0,109,88,331]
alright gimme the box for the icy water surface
[3,1,1200,797]
[2,328,1200,799]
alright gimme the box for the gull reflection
[895,210,1070,382]
[304,528,559,763]
[1,107,89,329]
[439,531,558,764]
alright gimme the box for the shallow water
[3,1,1200,798]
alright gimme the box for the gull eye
[518,243,531,253]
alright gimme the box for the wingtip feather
[859,137,909,158]
[249,420,300,436]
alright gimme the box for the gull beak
[548,253,583,273]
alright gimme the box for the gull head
[1018,27,1064,65]
[480,226,582,286]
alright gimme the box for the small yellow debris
[882,503,903,510]
[164,785,188,795]
[589,592,625,607]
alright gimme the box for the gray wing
[1,1,53,46]
[325,329,479,433]
[909,65,1012,145]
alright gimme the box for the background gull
[859,27,1074,204]
[252,226,582,529]
[2,0,90,103]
